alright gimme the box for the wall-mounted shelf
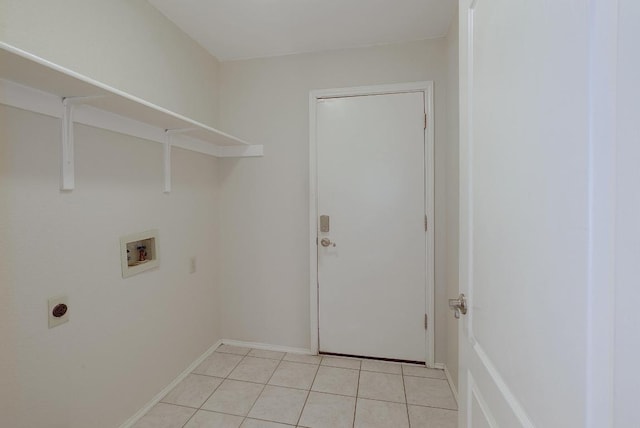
[0,42,262,192]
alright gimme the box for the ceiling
[148,0,456,61]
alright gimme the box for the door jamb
[308,81,435,365]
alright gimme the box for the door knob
[320,238,336,247]
[448,293,467,319]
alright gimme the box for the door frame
[308,81,435,365]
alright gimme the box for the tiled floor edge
[221,338,313,356]
[117,339,224,428]
[442,363,459,405]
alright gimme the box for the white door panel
[458,0,593,426]
[470,396,493,428]
[317,91,428,362]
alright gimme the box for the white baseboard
[429,362,458,405]
[221,339,312,355]
[118,339,222,428]
[443,364,459,405]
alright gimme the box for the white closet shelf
[0,42,262,192]
[0,42,262,156]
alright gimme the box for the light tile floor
[133,344,457,428]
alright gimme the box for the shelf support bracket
[60,95,109,191]
[163,130,172,193]
[61,98,75,190]
[161,128,199,194]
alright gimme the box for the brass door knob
[320,238,336,247]
[448,293,468,319]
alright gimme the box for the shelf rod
[163,130,172,194]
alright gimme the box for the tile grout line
[261,352,285,386]
[156,396,458,428]
[181,346,247,428]
[408,402,459,411]
[247,349,287,361]
[198,371,226,405]
[147,348,456,427]
[179,409,197,428]
[186,407,257,421]
[402,372,458,411]
[195,373,280,387]
[354,395,458,412]
[238,349,274,427]
[295,359,322,427]
[217,347,290,427]
[159,377,224,410]
[245,416,296,428]
[156,402,200,411]
[158,373,223,427]
[216,351,251,357]
[243,416,297,426]
[205,347,262,427]
[402,373,449,380]
[161,379,455,416]
[183,368,227,426]
[282,353,323,366]
[352,366,361,428]
[402,370,411,428]
[241,350,284,424]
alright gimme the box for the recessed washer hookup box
[120,229,159,278]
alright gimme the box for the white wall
[615,0,640,425]
[0,3,462,424]
[0,0,220,126]
[0,108,221,428]
[0,1,224,427]
[217,39,453,363]
[444,4,460,388]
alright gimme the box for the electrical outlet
[48,295,69,328]
[189,257,197,274]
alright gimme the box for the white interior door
[457,0,604,426]
[316,90,431,362]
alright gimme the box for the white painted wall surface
[615,0,640,425]
[0,0,220,126]
[0,2,224,426]
[444,4,460,388]
[0,107,221,428]
[217,39,453,363]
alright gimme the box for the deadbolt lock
[320,215,330,233]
